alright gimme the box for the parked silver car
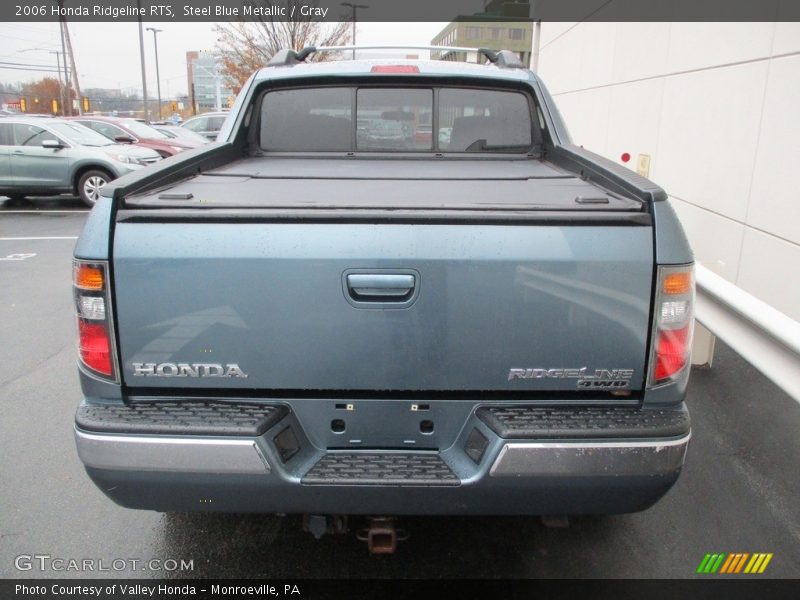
[0,118,161,206]
[151,124,210,145]
[181,111,229,141]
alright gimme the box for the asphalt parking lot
[1,197,798,580]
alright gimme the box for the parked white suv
[181,111,229,141]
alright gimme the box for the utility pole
[146,28,163,120]
[62,17,83,114]
[340,3,368,59]
[57,1,70,115]
[52,51,65,115]
[136,1,149,121]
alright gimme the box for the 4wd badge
[508,367,634,390]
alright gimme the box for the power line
[0,31,60,47]
[0,23,59,34]
[0,48,49,61]
[0,22,56,31]
[0,60,62,68]
[0,54,56,66]
[0,65,60,73]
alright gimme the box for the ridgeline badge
[507,367,634,390]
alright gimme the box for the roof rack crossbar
[266,45,526,69]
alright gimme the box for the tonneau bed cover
[123,157,644,212]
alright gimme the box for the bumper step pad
[303,452,459,486]
[76,401,287,436]
[477,406,689,440]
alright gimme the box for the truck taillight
[78,320,112,374]
[73,260,118,381]
[648,264,695,387]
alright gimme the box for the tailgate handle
[346,274,416,300]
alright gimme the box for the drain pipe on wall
[530,1,542,71]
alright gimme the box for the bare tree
[215,1,351,92]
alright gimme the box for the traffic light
[82,96,90,112]
[170,101,177,112]
[51,99,59,114]
[19,97,27,112]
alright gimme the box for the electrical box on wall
[637,154,651,178]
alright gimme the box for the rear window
[260,87,535,153]
[261,87,352,151]
[121,119,168,139]
[357,88,433,151]
[206,116,227,130]
[439,88,532,151]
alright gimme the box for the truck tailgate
[112,221,653,393]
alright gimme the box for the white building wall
[537,22,800,320]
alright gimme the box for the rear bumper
[74,400,690,516]
[491,436,689,477]
[75,430,689,480]
[75,431,271,475]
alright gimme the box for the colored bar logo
[697,553,773,574]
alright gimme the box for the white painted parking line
[0,253,37,261]
[0,236,78,241]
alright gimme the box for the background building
[431,1,533,65]
[536,22,800,321]
[186,50,232,113]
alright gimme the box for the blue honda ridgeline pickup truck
[72,47,694,552]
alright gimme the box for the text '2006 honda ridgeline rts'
[72,46,694,552]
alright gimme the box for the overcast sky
[0,22,447,96]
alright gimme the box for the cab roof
[254,58,536,84]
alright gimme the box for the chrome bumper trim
[74,428,270,475]
[489,433,690,478]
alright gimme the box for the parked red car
[66,116,200,157]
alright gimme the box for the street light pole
[340,3,368,59]
[136,1,149,122]
[57,8,71,115]
[146,28,163,120]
